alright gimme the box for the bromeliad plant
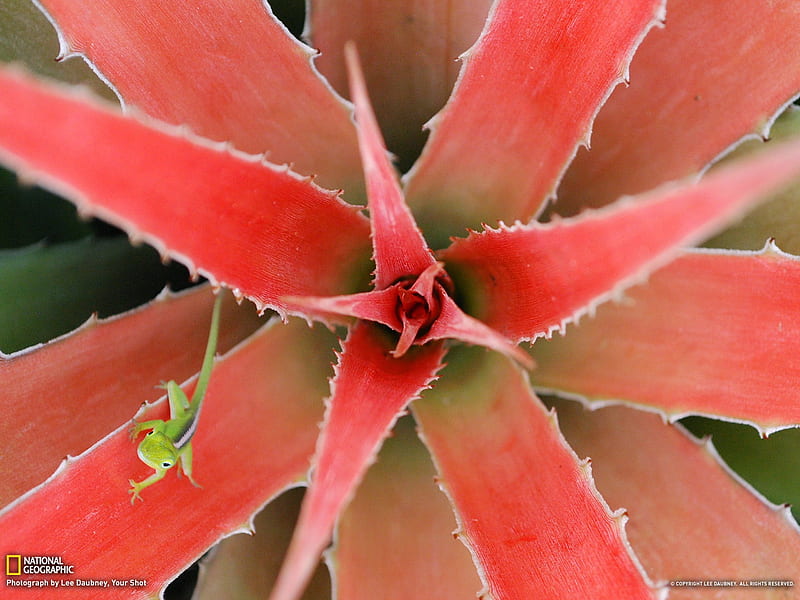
[2,0,800,598]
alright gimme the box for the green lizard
[128,292,222,503]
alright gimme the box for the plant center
[391,262,451,356]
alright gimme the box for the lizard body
[128,292,222,503]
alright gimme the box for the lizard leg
[129,419,164,440]
[179,443,202,488]
[128,468,167,503]
[166,380,191,416]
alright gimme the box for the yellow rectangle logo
[6,554,22,576]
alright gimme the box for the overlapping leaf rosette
[2,1,800,598]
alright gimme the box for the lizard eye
[162,462,172,468]
[146,431,153,436]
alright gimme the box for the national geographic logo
[6,555,74,575]
[5,554,148,590]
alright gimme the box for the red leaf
[345,46,435,288]
[0,286,260,507]
[310,0,492,166]
[194,489,331,600]
[404,0,665,235]
[413,349,658,599]
[0,67,372,314]
[442,138,800,342]
[533,247,800,432]
[269,323,445,600]
[554,401,800,591]
[36,0,365,195]
[331,417,481,599]
[556,0,800,214]
[286,52,529,366]
[285,287,401,331]
[287,275,533,367]
[0,320,332,598]
[423,294,534,368]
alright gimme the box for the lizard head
[137,431,178,471]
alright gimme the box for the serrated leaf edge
[532,239,800,436]
[0,66,368,323]
[0,312,288,599]
[0,284,216,360]
[402,0,668,222]
[412,376,667,600]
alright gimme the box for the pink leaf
[554,401,800,592]
[533,247,800,432]
[556,0,800,214]
[345,46,435,288]
[0,67,372,314]
[706,107,800,254]
[285,287,401,331]
[0,286,260,507]
[0,319,332,598]
[330,417,482,599]
[413,349,658,599]
[404,0,665,236]
[287,272,533,367]
[422,293,534,368]
[269,323,445,600]
[441,138,800,342]
[287,52,529,367]
[309,0,492,167]
[194,489,331,600]
[36,0,364,195]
